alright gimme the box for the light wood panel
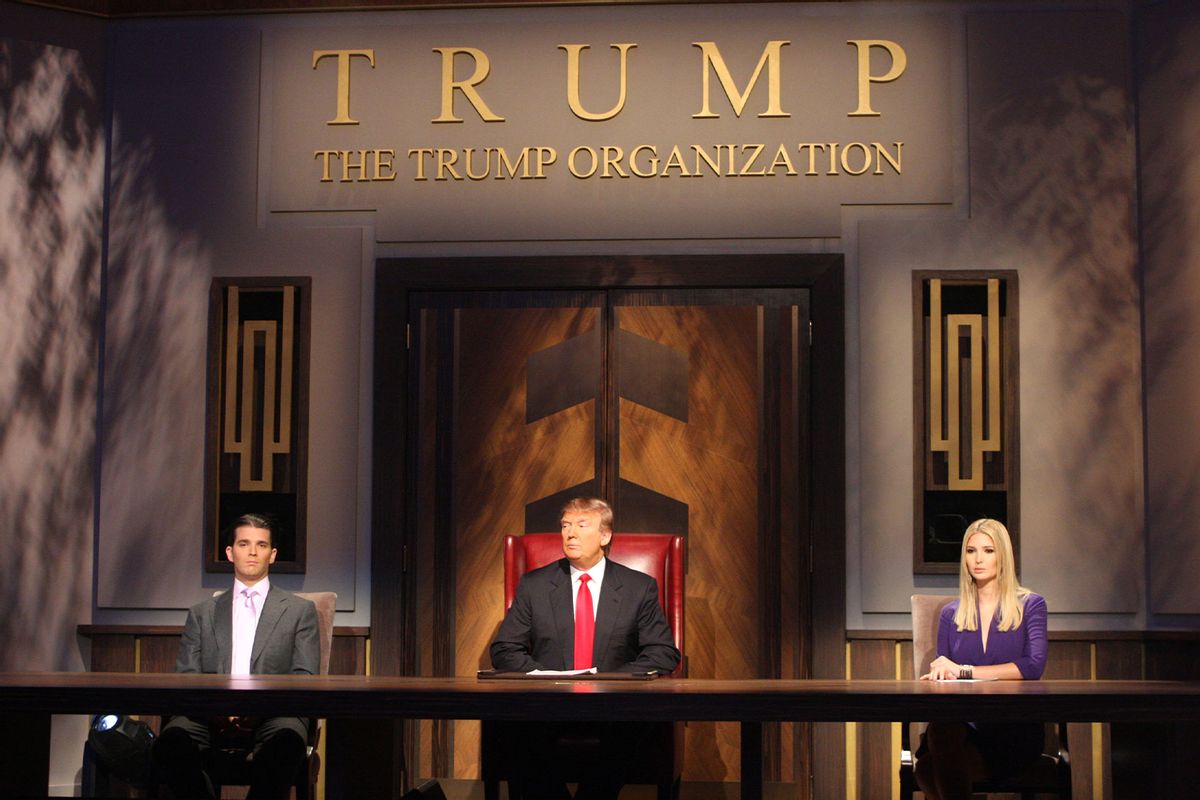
[453,307,599,778]
[618,304,760,781]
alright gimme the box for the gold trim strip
[982,279,1001,452]
[930,280,945,451]
[223,287,240,452]
[276,286,295,448]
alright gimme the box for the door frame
[370,254,846,788]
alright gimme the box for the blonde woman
[915,519,1048,800]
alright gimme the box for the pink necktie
[574,574,594,670]
[243,589,257,614]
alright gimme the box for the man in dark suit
[153,514,319,800]
[489,497,679,798]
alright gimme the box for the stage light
[88,713,156,785]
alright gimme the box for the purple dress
[933,592,1048,778]
[938,592,1048,679]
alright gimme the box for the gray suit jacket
[489,558,680,674]
[175,585,319,676]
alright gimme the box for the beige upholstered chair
[899,594,1071,800]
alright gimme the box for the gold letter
[559,43,636,122]
[312,49,375,125]
[373,149,397,181]
[568,146,599,178]
[873,141,903,174]
[408,148,433,181]
[693,41,790,119]
[432,47,505,123]
[496,147,531,179]
[661,146,693,177]
[796,143,827,175]
[847,40,907,116]
[436,148,463,181]
[314,150,337,182]
[340,149,369,182]
[629,145,659,178]
[601,146,629,178]
[768,144,797,176]
[691,144,723,176]
[534,147,557,178]
[738,144,767,177]
[840,142,871,175]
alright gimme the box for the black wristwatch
[958,664,974,680]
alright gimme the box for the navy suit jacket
[489,557,680,674]
[175,585,319,676]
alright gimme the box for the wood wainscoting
[846,629,1200,800]
[78,624,370,675]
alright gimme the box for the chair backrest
[911,594,954,679]
[295,592,337,675]
[504,533,685,676]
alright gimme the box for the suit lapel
[549,560,575,670]
[592,561,623,671]
[251,586,286,674]
[214,590,233,674]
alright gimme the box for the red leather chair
[482,532,686,800]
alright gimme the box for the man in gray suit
[153,514,319,800]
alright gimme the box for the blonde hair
[954,518,1030,632]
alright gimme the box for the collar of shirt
[230,578,268,677]
[232,577,270,619]
[569,558,605,619]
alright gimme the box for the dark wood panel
[457,305,599,778]
[89,634,136,673]
[1146,638,1200,680]
[329,636,366,676]
[1043,641,1094,800]
[807,261,845,800]
[851,640,897,800]
[372,266,409,681]
[139,635,181,674]
[1097,640,1142,680]
[80,628,370,676]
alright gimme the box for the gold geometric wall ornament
[913,272,1019,574]
[928,278,1001,490]
[204,278,311,573]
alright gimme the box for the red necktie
[574,574,594,670]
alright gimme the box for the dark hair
[225,513,276,549]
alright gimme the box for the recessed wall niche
[913,271,1019,574]
[204,278,311,573]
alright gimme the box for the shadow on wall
[973,54,1141,580]
[0,41,102,670]
[1137,5,1200,613]
[97,89,213,606]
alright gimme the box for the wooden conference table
[3,672,1199,798]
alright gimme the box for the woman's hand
[920,656,961,681]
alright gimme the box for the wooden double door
[375,256,846,794]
